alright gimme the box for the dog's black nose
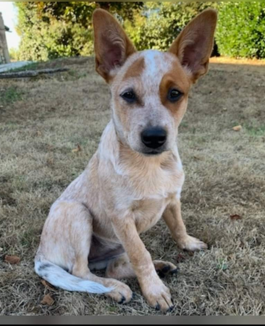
[141,127,167,149]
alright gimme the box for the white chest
[132,193,176,234]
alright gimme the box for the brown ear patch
[123,57,145,81]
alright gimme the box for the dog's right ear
[92,9,136,82]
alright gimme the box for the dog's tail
[34,259,112,294]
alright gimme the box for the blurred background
[1,1,265,63]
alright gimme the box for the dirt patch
[0,56,265,316]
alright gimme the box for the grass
[0,86,23,106]
[244,123,265,136]
[0,56,265,316]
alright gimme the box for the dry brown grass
[1,56,265,316]
[210,56,265,66]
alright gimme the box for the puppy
[35,8,217,312]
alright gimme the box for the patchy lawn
[0,56,265,316]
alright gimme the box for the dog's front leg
[111,216,173,312]
[163,199,208,251]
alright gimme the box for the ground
[0,56,265,316]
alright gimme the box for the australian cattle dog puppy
[35,8,217,312]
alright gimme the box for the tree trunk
[0,13,10,64]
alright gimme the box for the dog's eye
[120,90,136,103]
[167,88,183,102]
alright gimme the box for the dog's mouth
[141,149,165,156]
[132,144,168,156]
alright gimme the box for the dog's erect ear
[169,9,217,83]
[92,9,136,82]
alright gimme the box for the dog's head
[93,9,217,156]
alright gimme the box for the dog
[34,8,217,312]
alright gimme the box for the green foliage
[15,2,95,61]
[215,1,265,58]
[125,2,218,51]
[15,1,265,61]
[15,2,143,61]
[9,48,19,61]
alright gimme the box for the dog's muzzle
[141,127,167,155]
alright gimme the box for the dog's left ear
[169,9,217,83]
[93,9,136,82]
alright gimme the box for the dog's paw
[154,260,178,279]
[177,235,208,251]
[105,281,133,304]
[142,279,174,312]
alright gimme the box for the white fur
[35,259,112,293]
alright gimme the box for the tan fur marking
[123,57,145,81]
[159,66,191,115]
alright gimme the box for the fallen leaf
[72,144,82,153]
[232,125,242,131]
[4,255,21,264]
[41,294,54,306]
[41,279,56,291]
[230,214,242,221]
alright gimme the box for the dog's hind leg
[106,253,135,279]
[153,260,178,279]
[36,202,133,303]
[67,206,133,303]
[73,255,133,304]
[106,253,177,280]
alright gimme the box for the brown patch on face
[159,62,191,118]
[123,57,145,81]
[114,57,145,109]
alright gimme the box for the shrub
[9,48,19,61]
[216,1,265,59]
[125,2,218,52]
[15,2,143,61]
